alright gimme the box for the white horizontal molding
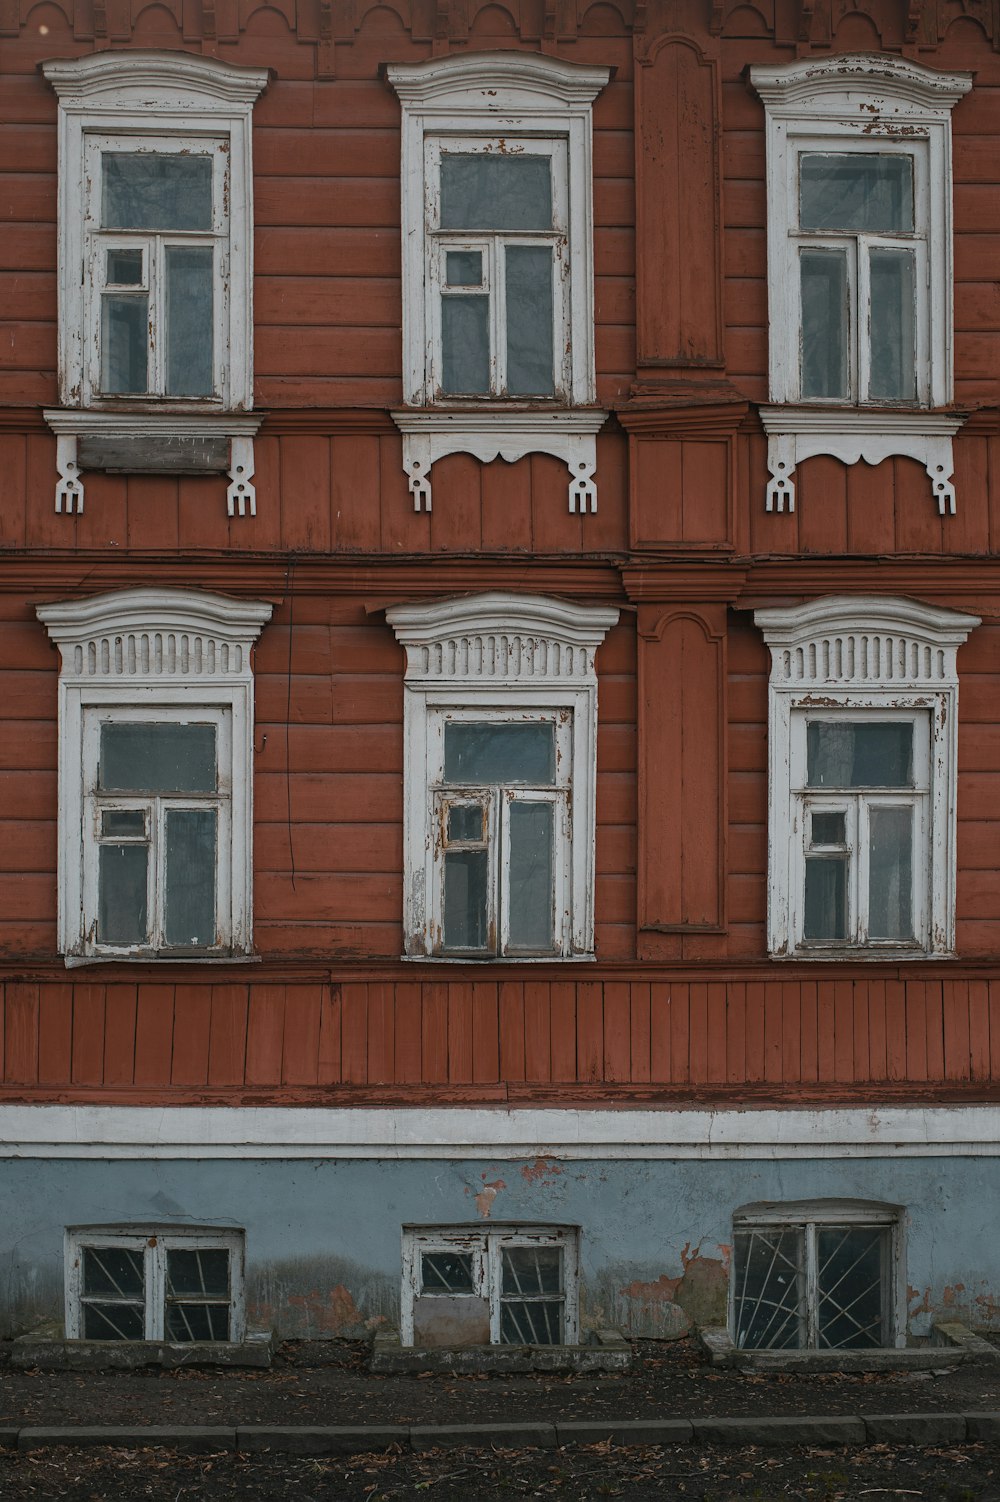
[391,410,608,514]
[749,53,972,117]
[386,51,610,112]
[41,49,271,109]
[3,1105,999,1160]
[759,407,965,515]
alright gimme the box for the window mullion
[488,1237,501,1344]
[146,1242,161,1341]
[150,237,164,397]
[852,237,866,404]
[496,788,508,957]
[804,1224,818,1348]
[152,798,165,950]
[853,798,868,946]
[492,238,506,398]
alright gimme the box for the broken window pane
[440,154,552,231]
[508,801,554,951]
[99,843,149,945]
[817,1227,885,1348]
[106,248,143,286]
[868,806,913,940]
[733,1229,805,1349]
[164,808,217,947]
[166,245,214,398]
[100,723,216,795]
[441,294,490,394]
[445,723,555,785]
[103,152,213,232]
[101,294,148,395]
[421,1251,475,1294]
[804,855,847,941]
[444,848,489,949]
[869,248,916,401]
[505,246,554,396]
[445,251,482,287]
[807,723,913,788]
[800,248,848,399]
[799,153,913,233]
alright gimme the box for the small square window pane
[817,1227,885,1349]
[807,723,913,788]
[869,248,916,401]
[445,251,482,287]
[500,1299,563,1344]
[83,1246,145,1298]
[421,1251,475,1293]
[447,804,485,843]
[103,152,213,232]
[445,723,555,785]
[83,1302,146,1340]
[869,806,913,940]
[165,808,217,948]
[100,723,217,795]
[101,809,146,838]
[733,1229,806,1350]
[440,154,552,231]
[800,249,848,400]
[99,843,149,945]
[166,1248,230,1298]
[508,801,554,951]
[441,295,490,395]
[810,811,845,846]
[804,856,847,941]
[505,246,554,397]
[165,1303,231,1342]
[502,1246,562,1296]
[166,246,214,398]
[799,153,913,233]
[444,848,489,950]
[101,294,148,395]
[106,248,143,286]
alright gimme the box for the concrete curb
[3,1414,999,1453]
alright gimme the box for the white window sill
[64,954,262,968]
[401,952,597,964]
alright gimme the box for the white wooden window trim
[37,588,272,963]
[755,596,979,959]
[386,593,618,961]
[401,1224,579,1348]
[749,55,971,514]
[730,1202,904,1351]
[65,1226,245,1342]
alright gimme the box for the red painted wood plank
[650,982,671,1082]
[763,983,782,1083]
[852,981,869,1083]
[867,979,887,1082]
[834,981,854,1084]
[942,980,971,1081]
[687,983,708,1082]
[725,981,745,1085]
[133,985,174,1087]
[817,982,836,1083]
[781,982,800,1084]
[704,983,726,1084]
[924,981,945,1080]
[103,984,137,1087]
[395,982,423,1084]
[991,981,1000,1081]
[549,981,577,1082]
[523,981,551,1083]
[799,981,817,1084]
[885,981,906,1082]
[341,982,368,1084]
[207,985,249,1087]
[603,981,630,1083]
[281,986,322,1086]
[472,982,499,1085]
[317,985,342,1086]
[629,981,651,1084]
[37,983,72,1085]
[577,981,604,1083]
[366,982,394,1085]
[171,985,211,1087]
[905,981,928,1081]
[499,981,526,1083]
[422,982,449,1083]
[72,985,106,1086]
[744,982,764,1082]
[969,979,991,1080]
[447,983,474,1084]
[245,985,285,1087]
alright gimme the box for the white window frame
[386,593,619,960]
[755,596,979,959]
[750,56,971,513]
[731,1201,904,1352]
[37,588,272,962]
[401,1224,580,1348]
[65,1225,245,1343]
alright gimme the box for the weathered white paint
[5,1105,1000,1159]
[755,597,978,958]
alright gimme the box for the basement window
[732,1203,901,1351]
[401,1226,579,1347]
[65,1227,245,1342]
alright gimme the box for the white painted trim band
[2,1105,999,1160]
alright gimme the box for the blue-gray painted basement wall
[1,1156,996,1339]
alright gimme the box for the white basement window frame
[731,1201,904,1352]
[37,588,272,962]
[65,1225,245,1343]
[755,596,979,959]
[386,592,619,960]
[401,1224,580,1348]
[386,52,609,513]
[750,55,970,514]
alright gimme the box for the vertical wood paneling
[281,986,322,1085]
[550,982,577,1082]
[925,981,946,1079]
[72,985,106,1085]
[763,983,782,1082]
[886,981,906,1081]
[603,981,630,1082]
[944,978,972,1080]
[317,985,342,1085]
[970,980,991,1079]
[688,982,708,1082]
[650,982,672,1082]
[799,980,818,1083]
[471,982,499,1084]
[103,984,137,1087]
[341,982,369,1084]
[447,983,474,1084]
[781,981,801,1084]
[834,981,854,1083]
[629,981,651,1084]
[395,981,422,1084]
[367,982,395,1085]
[905,981,928,1080]
[207,984,249,1087]
[817,982,836,1082]
[671,983,691,1082]
[867,979,887,1082]
[725,981,745,1084]
[134,985,174,1087]
[171,984,211,1086]
[524,981,552,1082]
[499,981,526,1083]
[852,982,868,1082]
[37,983,72,1085]
[577,981,603,1082]
[245,985,285,1087]
[745,982,764,1082]
[422,982,448,1082]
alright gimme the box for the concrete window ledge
[698,1326,968,1373]
[371,1328,631,1375]
[10,1330,274,1371]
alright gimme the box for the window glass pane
[811,811,845,845]
[804,856,847,941]
[441,295,490,395]
[83,1302,146,1340]
[166,1248,230,1298]
[508,801,554,951]
[502,1246,562,1296]
[869,806,913,940]
[733,1228,805,1350]
[817,1227,885,1349]
[101,809,146,837]
[800,249,848,399]
[444,849,489,949]
[165,1303,231,1342]
[505,246,554,397]
[101,294,148,394]
[799,153,913,233]
[166,246,214,398]
[422,1251,475,1293]
[807,723,913,788]
[83,1246,144,1298]
[106,248,143,286]
[102,152,213,232]
[500,1300,563,1344]
[447,804,485,843]
[440,154,552,231]
[445,251,482,287]
[100,723,217,794]
[445,723,555,785]
[869,248,916,401]
[165,808,217,948]
[99,843,148,945]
